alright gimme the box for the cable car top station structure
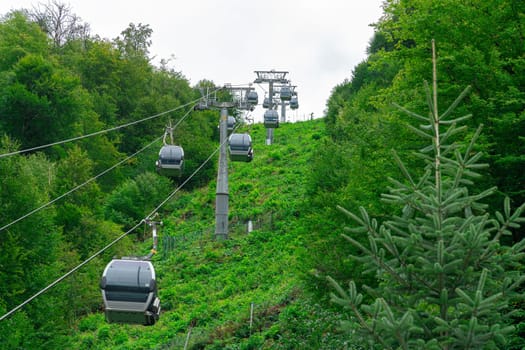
[254,70,289,84]
[254,70,298,145]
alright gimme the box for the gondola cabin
[262,97,271,109]
[100,259,160,326]
[156,145,184,177]
[280,86,292,101]
[263,109,279,128]
[246,91,258,106]
[290,96,299,110]
[229,133,253,162]
[227,116,236,133]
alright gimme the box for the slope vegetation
[68,119,347,349]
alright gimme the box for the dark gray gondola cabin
[263,109,279,128]
[100,259,160,325]
[263,97,271,109]
[290,95,299,110]
[280,86,292,101]
[246,90,258,105]
[229,133,253,162]
[156,145,184,177]
[227,116,236,133]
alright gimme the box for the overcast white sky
[0,0,384,122]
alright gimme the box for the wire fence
[159,212,275,260]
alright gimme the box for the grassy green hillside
[68,119,348,349]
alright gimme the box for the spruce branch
[341,233,372,256]
[327,277,391,348]
[406,123,434,140]
[342,231,426,290]
[463,124,484,161]
[440,123,467,145]
[439,114,473,125]
[419,144,435,154]
[337,205,365,227]
[392,150,417,189]
[439,86,472,121]
[392,102,428,122]
[481,200,525,260]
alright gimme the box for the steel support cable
[225,83,254,88]
[0,104,188,159]
[254,83,269,109]
[0,136,161,234]
[0,85,225,159]
[0,127,230,322]
[0,104,198,234]
[256,83,268,93]
[146,124,234,219]
[0,220,143,322]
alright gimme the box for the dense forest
[0,0,524,349]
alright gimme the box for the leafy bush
[78,314,101,332]
[104,171,172,229]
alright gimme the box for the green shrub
[78,314,101,332]
[97,325,110,340]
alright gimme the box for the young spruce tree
[328,41,525,349]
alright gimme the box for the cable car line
[0,104,198,234]
[97,130,236,325]
[0,102,187,159]
[156,121,185,177]
[0,87,221,159]
[256,83,268,94]
[0,131,232,322]
[0,135,162,234]
[0,219,143,322]
[147,124,235,219]
[0,83,248,322]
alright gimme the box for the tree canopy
[0,0,523,348]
